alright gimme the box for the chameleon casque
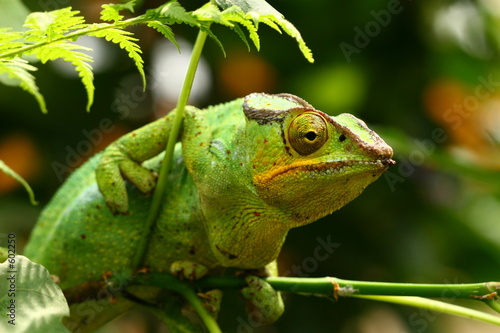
[24,93,394,331]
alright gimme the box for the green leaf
[201,24,227,57]
[0,160,38,205]
[23,7,86,41]
[192,3,232,27]
[0,28,25,53]
[0,59,46,113]
[0,255,70,332]
[220,5,259,50]
[216,0,314,62]
[100,1,136,23]
[27,42,95,111]
[146,21,180,51]
[228,23,252,51]
[88,27,145,89]
[145,0,200,27]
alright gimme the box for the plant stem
[134,274,500,327]
[132,29,208,269]
[352,295,500,326]
[265,277,500,299]
[197,276,500,300]
[194,276,500,326]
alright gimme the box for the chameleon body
[24,93,394,331]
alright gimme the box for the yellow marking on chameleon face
[253,160,325,185]
[253,158,382,187]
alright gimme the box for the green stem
[195,276,500,326]
[198,276,500,300]
[132,29,208,269]
[485,299,500,314]
[265,277,500,299]
[134,274,500,328]
[352,295,500,326]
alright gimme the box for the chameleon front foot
[170,260,209,281]
[241,275,284,324]
[96,146,157,214]
[197,289,223,317]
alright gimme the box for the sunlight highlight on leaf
[0,58,46,113]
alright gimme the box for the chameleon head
[244,93,395,227]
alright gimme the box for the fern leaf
[146,21,180,51]
[255,15,281,33]
[23,7,86,41]
[0,160,38,205]
[269,17,314,63]
[229,24,251,51]
[193,3,232,27]
[27,42,94,111]
[88,27,145,88]
[215,0,314,63]
[145,1,200,27]
[100,1,136,23]
[0,58,46,113]
[200,25,226,57]
[221,5,260,50]
[0,28,25,54]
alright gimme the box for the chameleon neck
[202,196,290,269]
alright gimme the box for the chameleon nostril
[338,134,346,142]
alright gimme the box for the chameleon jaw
[259,158,396,182]
[293,158,395,174]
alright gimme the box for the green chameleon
[24,93,394,332]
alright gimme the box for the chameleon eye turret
[288,112,329,156]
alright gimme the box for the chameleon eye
[288,112,329,155]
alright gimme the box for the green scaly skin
[24,93,394,332]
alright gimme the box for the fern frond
[100,1,136,23]
[220,5,259,50]
[88,27,145,88]
[193,3,232,27]
[27,42,94,111]
[200,25,226,57]
[255,15,281,33]
[216,0,314,63]
[23,7,86,41]
[266,17,313,63]
[229,24,251,51]
[145,1,200,27]
[146,21,180,51]
[0,28,25,54]
[0,58,46,113]
[0,160,38,205]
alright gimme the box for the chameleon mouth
[280,158,395,176]
[254,158,395,185]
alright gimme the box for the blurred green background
[1,0,500,332]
